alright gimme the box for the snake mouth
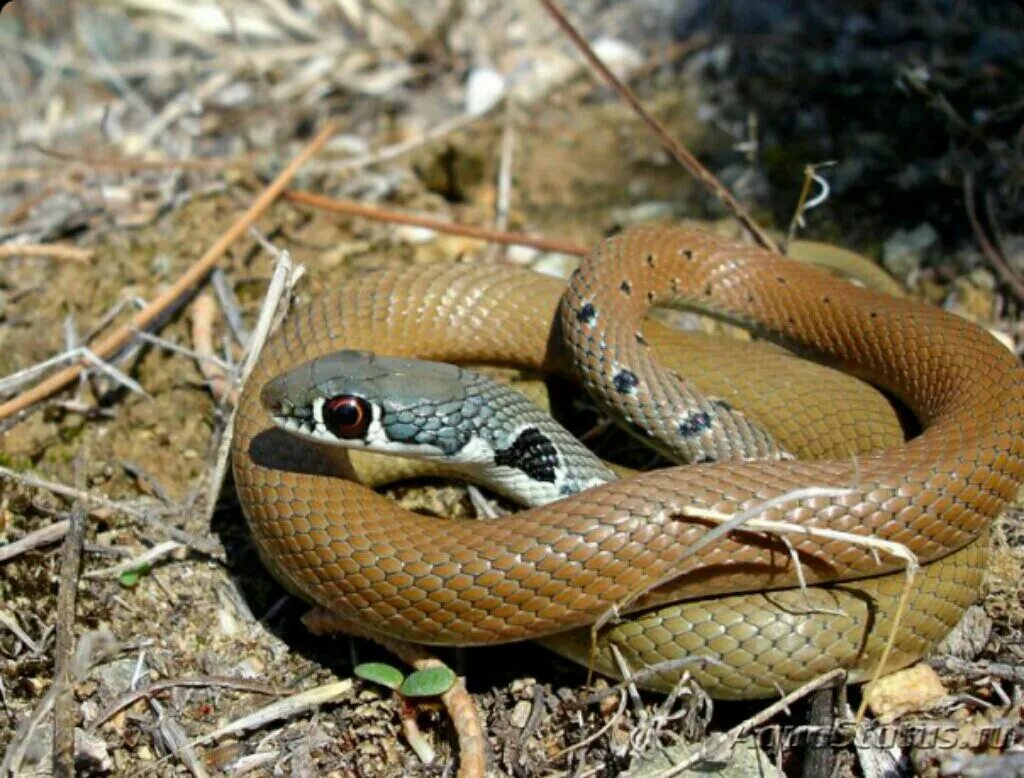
[270,408,319,438]
[260,387,318,437]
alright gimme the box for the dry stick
[0,465,218,556]
[963,172,1024,303]
[0,609,40,653]
[284,190,588,256]
[52,494,87,777]
[536,0,778,253]
[0,519,71,562]
[199,248,301,525]
[89,676,283,731]
[0,121,336,423]
[0,243,93,262]
[83,540,184,580]
[190,295,235,405]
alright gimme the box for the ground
[1,1,1023,776]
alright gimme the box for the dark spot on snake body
[613,370,639,394]
[670,278,681,293]
[696,455,717,464]
[619,280,632,295]
[680,248,693,260]
[646,291,656,303]
[747,293,755,303]
[494,427,559,483]
[870,311,879,319]
[704,283,713,296]
[777,276,787,284]
[646,253,656,267]
[712,399,733,412]
[823,296,831,303]
[678,410,713,438]
[635,332,648,346]
[576,302,597,325]
[787,316,795,325]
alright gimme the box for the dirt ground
[1,2,1023,776]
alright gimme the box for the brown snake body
[233,226,1024,698]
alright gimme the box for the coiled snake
[232,226,1024,699]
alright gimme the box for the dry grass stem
[0,243,93,262]
[0,121,336,422]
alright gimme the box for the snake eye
[322,396,371,439]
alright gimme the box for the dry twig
[0,122,336,422]
[285,190,587,255]
[0,243,93,262]
[536,0,778,252]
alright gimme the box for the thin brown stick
[0,519,71,562]
[89,676,283,730]
[0,243,93,262]
[31,144,251,174]
[284,190,588,256]
[537,0,778,253]
[190,295,235,405]
[0,122,336,423]
[963,172,1024,303]
[52,494,87,777]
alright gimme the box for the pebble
[465,67,506,116]
[864,664,948,722]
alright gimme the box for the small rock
[591,37,644,80]
[865,664,948,722]
[509,677,536,696]
[393,225,437,245]
[531,252,579,279]
[76,728,112,773]
[882,223,939,278]
[624,736,782,777]
[611,201,683,225]
[510,699,533,728]
[506,245,540,266]
[465,68,505,116]
[94,657,141,698]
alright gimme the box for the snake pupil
[323,396,370,439]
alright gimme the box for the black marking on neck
[494,428,559,483]
[576,302,597,325]
[678,410,713,438]
[613,369,639,394]
[619,279,632,295]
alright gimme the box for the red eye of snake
[322,396,370,439]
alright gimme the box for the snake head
[260,349,473,455]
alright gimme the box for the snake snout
[259,374,288,414]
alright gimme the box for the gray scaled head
[260,349,474,455]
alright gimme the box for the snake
[232,225,1024,699]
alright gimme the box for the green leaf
[354,662,404,690]
[117,562,152,587]
[399,666,456,697]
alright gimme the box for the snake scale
[232,225,1024,698]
